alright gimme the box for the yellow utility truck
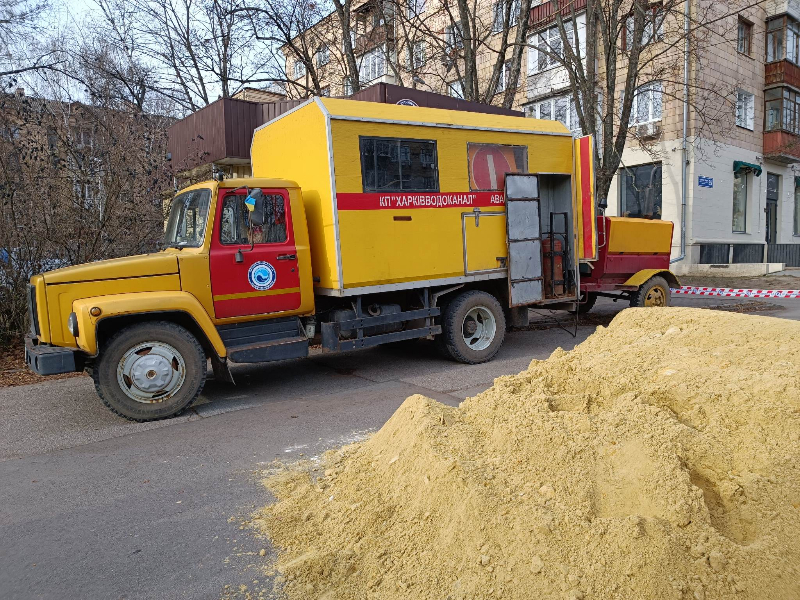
[25,98,677,420]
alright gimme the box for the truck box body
[251,98,579,296]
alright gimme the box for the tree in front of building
[0,92,172,343]
[538,0,750,202]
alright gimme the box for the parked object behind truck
[25,98,677,421]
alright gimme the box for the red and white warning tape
[671,286,800,299]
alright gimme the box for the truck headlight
[67,312,79,337]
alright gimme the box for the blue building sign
[698,176,713,188]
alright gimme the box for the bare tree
[0,90,172,342]
[0,0,64,79]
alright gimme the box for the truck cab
[26,178,316,420]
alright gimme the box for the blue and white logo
[247,261,277,291]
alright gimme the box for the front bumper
[24,335,82,376]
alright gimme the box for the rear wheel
[93,321,206,421]
[571,291,597,314]
[439,291,506,364]
[630,276,671,308]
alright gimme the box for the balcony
[765,59,800,89]
[530,0,587,31]
[763,129,800,163]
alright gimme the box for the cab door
[209,188,301,319]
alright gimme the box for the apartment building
[525,0,800,267]
[280,0,800,267]
[282,0,530,108]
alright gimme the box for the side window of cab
[219,192,288,245]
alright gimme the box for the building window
[737,18,752,55]
[320,86,330,97]
[407,0,425,18]
[409,40,425,68]
[316,44,329,67]
[445,23,464,50]
[732,170,748,232]
[620,163,662,219]
[294,60,306,78]
[530,23,574,72]
[343,77,355,96]
[492,0,520,33]
[767,16,800,63]
[358,45,386,83]
[735,90,754,129]
[528,93,582,136]
[794,177,800,235]
[625,81,663,125]
[765,87,800,134]
[360,137,439,192]
[467,143,527,191]
[496,60,514,94]
[448,79,464,99]
[623,4,664,50]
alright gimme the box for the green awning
[733,161,762,176]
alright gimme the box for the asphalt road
[1,293,798,600]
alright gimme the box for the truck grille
[28,284,40,336]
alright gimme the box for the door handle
[277,254,297,260]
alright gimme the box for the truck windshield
[164,189,212,248]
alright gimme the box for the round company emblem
[247,261,277,291]
[396,99,419,106]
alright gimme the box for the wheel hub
[644,286,667,307]
[461,306,497,351]
[117,342,186,403]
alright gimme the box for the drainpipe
[671,0,690,264]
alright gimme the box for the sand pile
[254,308,800,600]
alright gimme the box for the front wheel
[630,276,671,308]
[93,321,206,421]
[439,291,506,364]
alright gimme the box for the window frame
[448,79,464,99]
[359,136,440,193]
[218,191,290,246]
[794,176,800,236]
[294,60,306,78]
[316,44,330,67]
[735,89,755,130]
[619,162,663,220]
[526,93,584,136]
[622,3,664,51]
[624,81,663,126]
[737,17,753,56]
[732,170,748,233]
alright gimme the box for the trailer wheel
[440,291,506,364]
[571,292,597,315]
[630,276,671,308]
[92,321,206,422]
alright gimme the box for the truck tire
[92,321,206,421]
[439,291,506,364]
[571,291,597,315]
[630,276,671,308]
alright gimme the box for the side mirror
[246,189,265,227]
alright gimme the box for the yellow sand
[253,308,800,599]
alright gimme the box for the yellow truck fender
[71,291,227,358]
[623,269,681,290]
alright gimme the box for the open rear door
[574,135,597,261]
[504,174,543,307]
